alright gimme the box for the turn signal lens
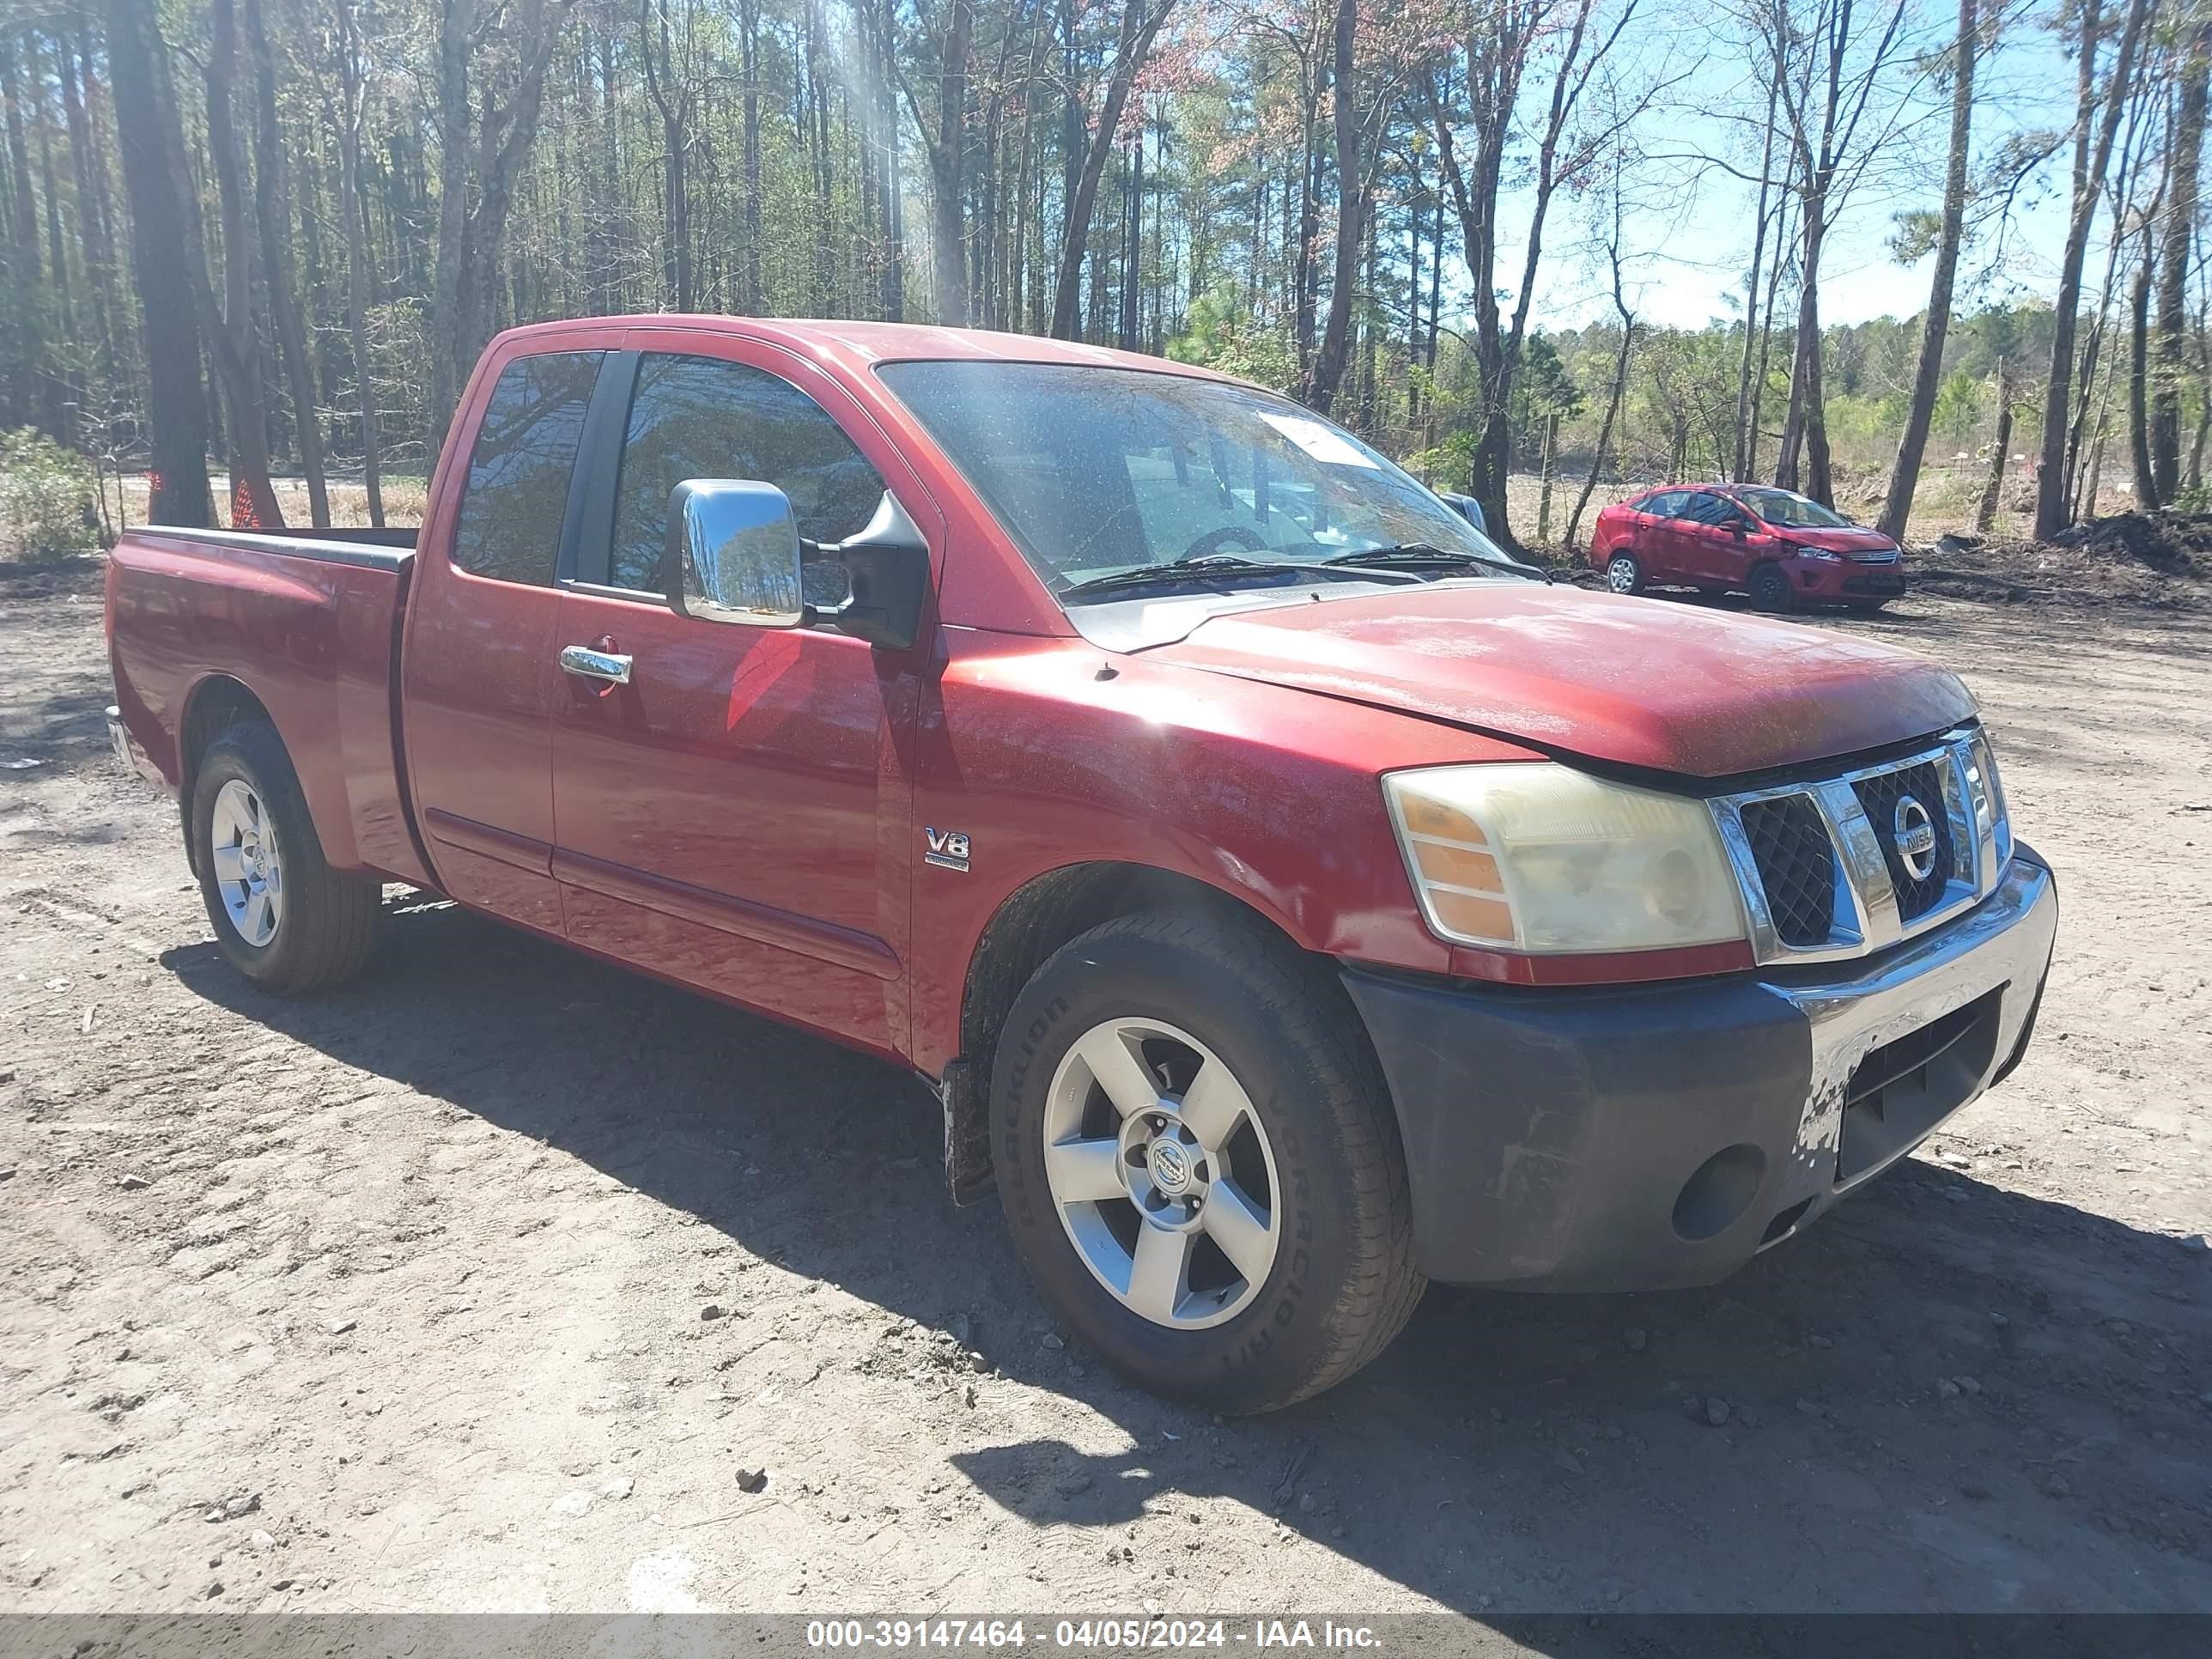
[1383,763,1749,954]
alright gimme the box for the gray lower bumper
[1344,846,2058,1290]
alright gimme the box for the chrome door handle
[558,643,633,685]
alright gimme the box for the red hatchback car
[1589,483,1908,612]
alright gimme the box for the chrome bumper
[1759,848,2058,1241]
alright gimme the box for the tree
[1048,0,1178,339]
[105,0,210,525]
[429,0,580,449]
[1878,0,1977,542]
[2035,0,2154,539]
[1763,0,1914,507]
[1429,0,1639,547]
[2152,14,2210,503]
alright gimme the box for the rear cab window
[448,351,605,584]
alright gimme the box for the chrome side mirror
[664,479,805,628]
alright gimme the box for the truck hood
[1146,583,1974,779]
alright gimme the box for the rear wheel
[1748,561,1795,613]
[993,909,1424,1413]
[191,720,379,993]
[1605,552,1644,595]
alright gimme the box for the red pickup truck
[106,318,2057,1413]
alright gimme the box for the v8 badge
[924,827,970,872]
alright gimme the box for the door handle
[558,643,633,685]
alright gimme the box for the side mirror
[665,479,805,628]
[817,492,932,652]
[1731,520,1747,540]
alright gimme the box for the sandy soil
[1,562,2207,1621]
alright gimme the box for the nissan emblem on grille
[1893,794,1939,881]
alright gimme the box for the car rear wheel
[993,908,1424,1413]
[191,720,380,994]
[1605,553,1643,595]
[1748,561,1794,613]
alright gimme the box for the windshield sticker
[1257,411,1378,469]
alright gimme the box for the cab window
[448,351,605,585]
[607,354,889,596]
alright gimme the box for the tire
[191,719,379,994]
[1748,561,1795,613]
[993,908,1424,1413]
[1604,552,1644,595]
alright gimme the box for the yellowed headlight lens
[1383,763,1748,954]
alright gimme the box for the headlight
[1964,730,2011,859]
[1383,763,1748,953]
[1788,543,1841,562]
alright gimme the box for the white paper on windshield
[1257,411,1378,468]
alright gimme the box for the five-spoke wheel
[994,908,1424,1413]
[1042,1017,1281,1329]
[207,778,284,947]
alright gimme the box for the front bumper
[1791,557,1907,601]
[1343,844,2057,1291]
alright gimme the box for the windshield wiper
[1323,544,1550,582]
[1056,553,1415,601]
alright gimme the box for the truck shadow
[165,896,2212,1615]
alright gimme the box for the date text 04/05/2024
[804,1619,1386,1650]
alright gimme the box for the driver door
[547,332,939,1058]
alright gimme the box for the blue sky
[1507,3,2083,332]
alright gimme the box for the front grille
[1851,760,1956,921]
[1740,795,1835,946]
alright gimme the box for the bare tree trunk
[1308,0,1360,412]
[743,0,764,310]
[2036,0,2153,538]
[1877,0,1975,541]
[2153,20,2210,502]
[2128,252,2154,507]
[204,0,283,528]
[246,0,328,525]
[106,0,210,524]
[1568,233,1635,551]
[1733,71,1781,482]
[428,0,473,449]
[334,0,383,524]
[1048,0,1174,340]
[1975,362,2010,534]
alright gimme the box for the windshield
[877,362,1515,600]
[1737,487,1851,529]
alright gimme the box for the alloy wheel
[1040,1017,1282,1330]
[208,779,283,947]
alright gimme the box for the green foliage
[0,429,99,562]
[1165,285,1300,392]
[1404,428,1479,489]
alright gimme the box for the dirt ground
[1,559,2208,1623]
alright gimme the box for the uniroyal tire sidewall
[191,737,296,984]
[994,929,1364,1412]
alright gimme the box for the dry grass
[103,474,430,536]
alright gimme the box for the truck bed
[106,525,434,888]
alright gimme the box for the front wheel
[191,720,380,993]
[1605,552,1644,595]
[993,910,1424,1413]
[1748,561,1795,613]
